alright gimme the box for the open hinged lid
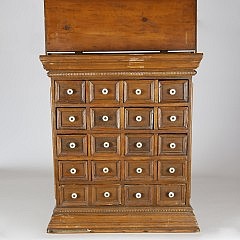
[44,0,197,53]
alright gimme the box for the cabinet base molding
[47,206,199,233]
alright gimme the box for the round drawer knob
[102,88,109,95]
[71,193,78,199]
[69,142,76,149]
[169,88,176,96]
[135,89,142,95]
[169,167,176,174]
[67,88,74,95]
[135,115,143,122]
[136,167,143,174]
[102,167,109,174]
[170,115,177,122]
[169,142,176,149]
[103,142,110,148]
[68,116,76,122]
[102,115,109,122]
[70,168,77,174]
[168,192,175,198]
[135,192,142,199]
[136,142,143,149]
[103,191,111,198]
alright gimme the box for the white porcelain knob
[102,88,109,95]
[69,142,76,149]
[169,143,176,149]
[70,168,77,174]
[168,192,175,198]
[135,89,142,95]
[135,192,142,199]
[135,116,143,122]
[103,142,110,148]
[67,88,74,95]
[136,167,143,174]
[71,193,78,199]
[169,167,176,174]
[104,191,111,198]
[102,115,109,122]
[169,88,176,96]
[136,142,143,149]
[170,115,177,122]
[68,116,76,122]
[102,167,109,174]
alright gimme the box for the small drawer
[158,160,187,180]
[124,160,154,181]
[90,108,120,129]
[59,185,88,207]
[59,161,88,181]
[158,134,187,155]
[91,134,120,155]
[124,185,154,206]
[125,134,154,156]
[57,135,87,156]
[92,161,120,181]
[92,185,121,206]
[159,80,188,103]
[124,80,154,103]
[158,107,188,129]
[125,108,154,129]
[89,81,119,103]
[157,184,186,206]
[57,108,86,130]
[55,81,85,104]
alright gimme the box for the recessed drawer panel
[59,161,88,181]
[125,108,154,129]
[157,184,186,206]
[55,81,85,104]
[57,108,86,130]
[124,80,154,103]
[125,134,154,156]
[89,81,119,103]
[59,185,88,207]
[159,80,188,103]
[124,161,154,181]
[158,134,187,155]
[90,108,120,129]
[57,135,87,156]
[92,185,121,206]
[91,134,120,155]
[92,161,120,181]
[124,185,154,206]
[158,107,188,129]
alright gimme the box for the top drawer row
[54,80,189,104]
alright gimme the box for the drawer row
[57,107,188,130]
[59,160,187,182]
[54,79,189,104]
[59,184,186,207]
[57,134,188,157]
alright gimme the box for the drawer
[158,134,187,155]
[124,160,154,181]
[92,161,120,181]
[159,80,188,103]
[89,81,120,103]
[59,185,88,207]
[158,160,187,180]
[157,184,186,206]
[57,135,87,156]
[124,185,154,206]
[124,80,154,103]
[158,107,188,129]
[90,108,120,129]
[91,134,120,155]
[55,81,85,104]
[125,108,154,129]
[125,134,154,156]
[56,108,86,130]
[92,185,121,206]
[59,161,88,181]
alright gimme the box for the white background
[0,0,240,239]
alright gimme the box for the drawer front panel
[125,108,154,130]
[90,108,120,129]
[57,108,86,130]
[92,185,121,206]
[124,185,154,206]
[92,161,121,181]
[57,135,87,156]
[159,80,188,103]
[55,81,85,104]
[158,134,187,155]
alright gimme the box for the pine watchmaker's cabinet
[40,0,203,233]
